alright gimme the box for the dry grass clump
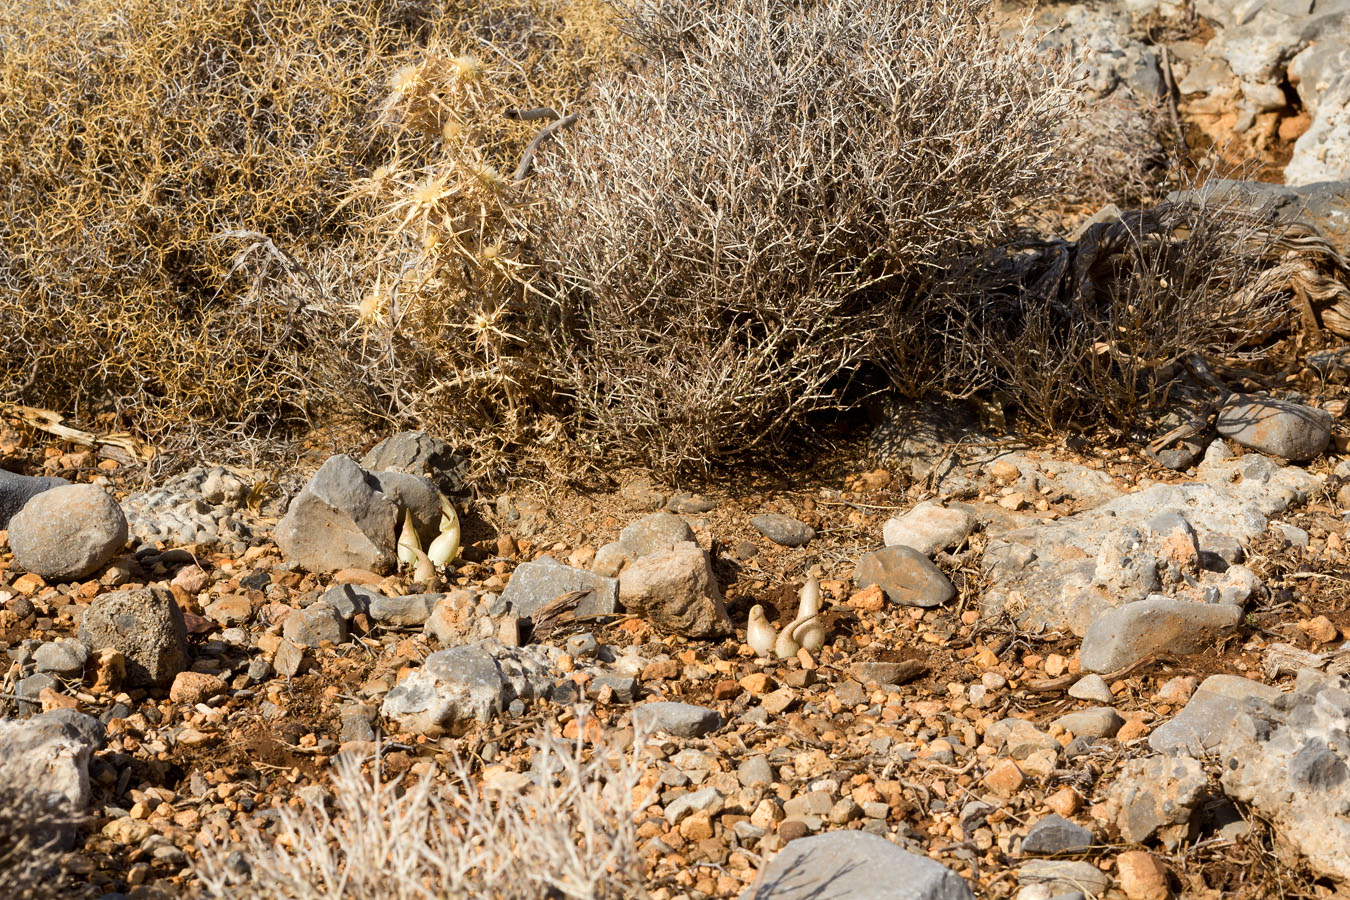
[529,0,1081,472]
[0,785,83,900]
[195,725,649,900]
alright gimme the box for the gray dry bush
[195,725,649,900]
[531,0,1082,473]
[0,785,82,900]
[912,187,1301,429]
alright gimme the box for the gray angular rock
[0,710,104,851]
[9,483,127,580]
[283,605,348,647]
[40,708,106,751]
[0,469,67,529]
[368,592,443,626]
[274,638,306,678]
[371,469,442,546]
[619,542,733,638]
[1052,707,1124,739]
[1105,754,1208,843]
[1149,674,1281,754]
[339,703,378,743]
[742,831,974,900]
[1021,815,1094,856]
[360,430,467,495]
[318,583,383,619]
[633,702,722,738]
[619,511,696,558]
[985,718,1059,760]
[500,555,618,619]
[380,641,551,735]
[883,502,976,555]
[1218,671,1350,882]
[853,545,955,608]
[34,639,89,678]
[1079,598,1242,673]
[275,454,400,575]
[78,586,188,687]
[665,786,725,825]
[750,514,816,548]
[738,755,774,787]
[1217,395,1332,461]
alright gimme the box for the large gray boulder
[9,483,126,580]
[275,455,401,574]
[0,470,67,529]
[1079,598,1243,673]
[78,586,189,687]
[742,831,974,900]
[1217,395,1332,462]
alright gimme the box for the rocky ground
[5,0,1350,898]
[4,378,1350,900]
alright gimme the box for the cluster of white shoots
[746,576,826,660]
[395,492,461,581]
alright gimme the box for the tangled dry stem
[530,0,1083,472]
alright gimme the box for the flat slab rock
[1219,670,1350,883]
[633,702,722,738]
[1149,673,1281,755]
[742,831,974,900]
[981,443,1321,632]
[499,555,618,619]
[1079,597,1242,673]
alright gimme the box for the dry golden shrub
[0,0,621,461]
[342,1,622,466]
